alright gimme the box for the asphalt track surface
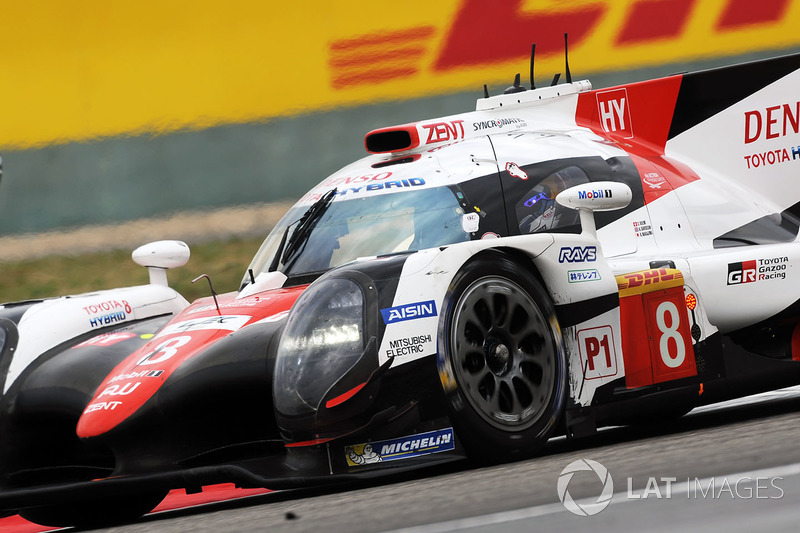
[8,386,782,533]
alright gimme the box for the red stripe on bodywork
[325,382,367,408]
[285,438,335,448]
[76,286,305,439]
[629,153,699,204]
[576,75,701,200]
[575,75,683,156]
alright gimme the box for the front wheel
[438,252,567,460]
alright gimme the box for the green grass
[0,236,265,304]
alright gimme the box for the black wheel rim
[450,276,557,431]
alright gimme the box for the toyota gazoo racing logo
[557,459,614,516]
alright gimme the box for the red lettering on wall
[329,26,435,89]
[434,0,605,70]
[616,0,696,45]
[716,0,789,29]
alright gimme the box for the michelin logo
[381,300,437,324]
[345,428,455,467]
[345,444,382,465]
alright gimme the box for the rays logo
[558,246,597,263]
[557,459,614,516]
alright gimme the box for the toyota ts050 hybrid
[3,50,800,527]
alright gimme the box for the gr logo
[727,261,756,285]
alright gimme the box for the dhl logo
[329,0,799,89]
[616,267,685,296]
[5,0,800,149]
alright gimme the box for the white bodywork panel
[2,285,188,394]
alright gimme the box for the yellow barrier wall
[4,0,800,149]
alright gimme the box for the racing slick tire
[18,489,168,527]
[438,251,567,460]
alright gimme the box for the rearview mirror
[556,181,632,238]
[132,240,190,286]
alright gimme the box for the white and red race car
[2,50,800,527]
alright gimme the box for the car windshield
[246,186,470,280]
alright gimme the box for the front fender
[375,234,622,408]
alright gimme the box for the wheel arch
[433,247,571,458]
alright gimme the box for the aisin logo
[557,459,614,516]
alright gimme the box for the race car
[3,49,800,527]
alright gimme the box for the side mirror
[556,182,632,238]
[132,240,190,286]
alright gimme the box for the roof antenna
[529,43,536,90]
[564,32,572,84]
[550,73,561,86]
[504,73,526,94]
[483,83,489,99]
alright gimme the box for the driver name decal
[381,300,437,324]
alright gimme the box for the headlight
[274,278,365,416]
